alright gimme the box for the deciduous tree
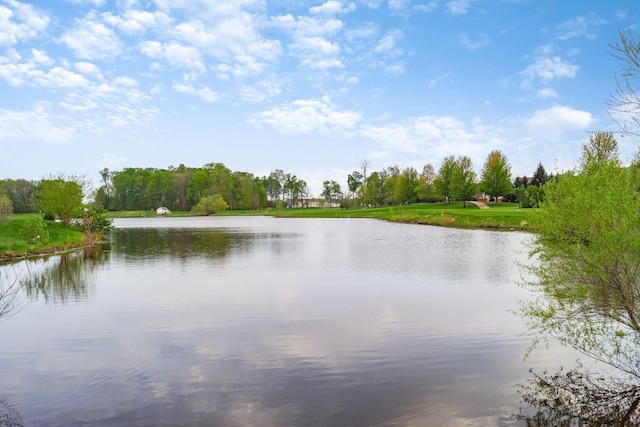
[521,132,640,378]
[37,174,86,226]
[479,150,512,201]
[451,156,476,207]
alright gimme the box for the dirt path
[469,201,490,209]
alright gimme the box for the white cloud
[361,115,496,159]
[31,48,53,66]
[520,56,579,88]
[446,0,473,15]
[0,1,49,47]
[173,82,219,102]
[310,1,356,15]
[459,33,490,50]
[389,0,410,11]
[102,9,171,35]
[249,97,361,134]
[61,12,122,60]
[74,61,103,78]
[65,0,107,5]
[414,2,438,12]
[374,29,404,57]
[527,105,593,139]
[139,41,205,71]
[537,88,558,99]
[0,103,76,144]
[555,14,604,41]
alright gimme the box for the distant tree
[451,156,477,207]
[360,159,370,184]
[417,163,437,201]
[394,166,419,204]
[532,162,547,187]
[347,171,363,202]
[362,172,384,206]
[0,195,12,222]
[435,156,456,202]
[37,174,86,226]
[194,194,229,215]
[321,180,342,206]
[0,179,35,213]
[479,150,512,201]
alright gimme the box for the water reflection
[517,367,640,426]
[110,227,259,260]
[21,246,108,304]
[0,400,24,427]
[0,218,575,426]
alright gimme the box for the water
[0,217,572,426]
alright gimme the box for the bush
[194,194,229,215]
[20,214,49,244]
[79,205,113,242]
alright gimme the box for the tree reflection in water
[20,246,108,304]
[0,400,23,427]
[517,365,640,426]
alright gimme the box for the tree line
[0,152,552,216]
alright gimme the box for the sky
[1,0,639,196]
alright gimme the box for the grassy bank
[108,202,538,230]
[262,202,538,230]
[0,214,86,261]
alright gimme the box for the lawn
[0,214,86,261]
[226,201,540,231]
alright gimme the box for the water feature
[0,217,572,426]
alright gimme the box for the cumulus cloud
[61,12,122,60]
[173,82,219,102]
[361,115,501,161]
[520,56,579,88]
[527,105,593,139]
[139,41,205,71]
[102,9,171,35]
[446,0,473,15]
[310,1,356,15]
[0,1,49,46]
[249,97,361,134]
[414,2,438,12]
[65,0,107,5]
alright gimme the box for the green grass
[262,202,538,231]
[223,201,540,231]
[0,214,86,261]
[105,202,540,231]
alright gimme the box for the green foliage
[0,195,13,222]
[451,156,477,206]
[321,180,342,205]
[79,205,113,241]
[480,150,512,200]
[20,214,50,244]
[38,176,85,226]
[435,156,456,202]
[522,132,640,377]
[194,194,229,215]
[514,185,545,208]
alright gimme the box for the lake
[0,217,572,426]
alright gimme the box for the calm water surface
[0,217,571,426]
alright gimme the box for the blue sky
[1,0,638,196]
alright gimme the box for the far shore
[1,202,537,262]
